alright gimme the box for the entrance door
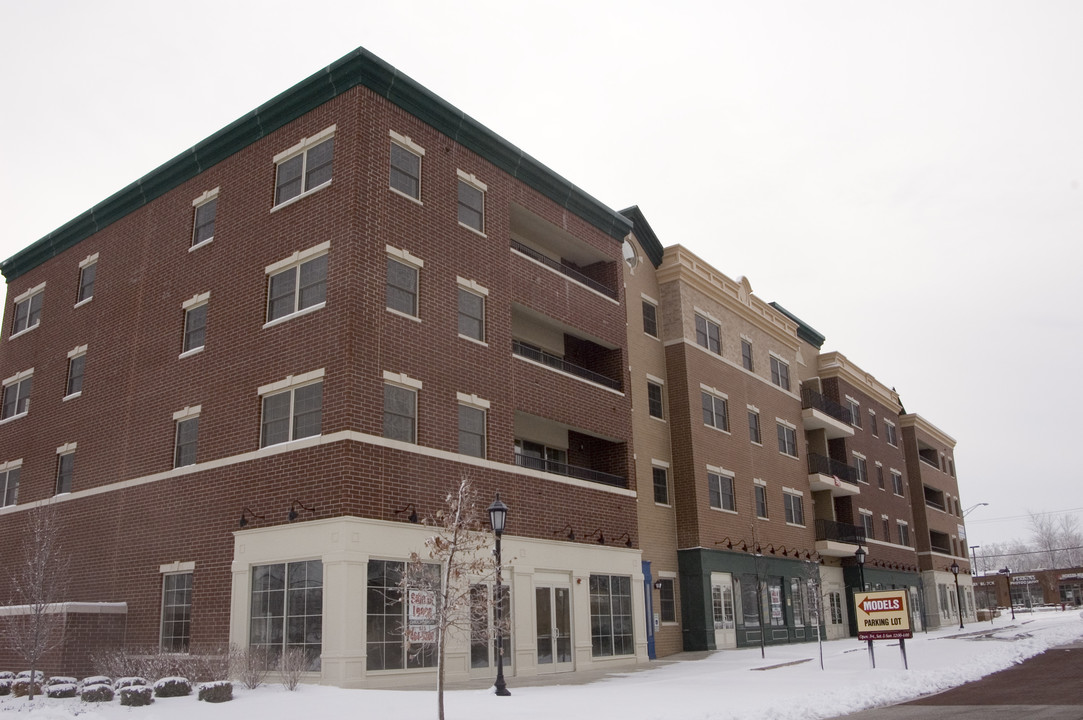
[710,572,736,649]
[535,585,573,672]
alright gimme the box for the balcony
[509,203,619,301]
[511,240,617,300]
[514,412,628,490]
[513,453,626,488]
[807,453,860,497]
[815,519,867,557]
[511,305,623,393]
[513,340,620,391]
[800,388,854,439]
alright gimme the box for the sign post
[853,589,913,670]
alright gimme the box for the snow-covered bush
[0,672,13,680]
[82,675,112,688]
[45,683,77,698]
[153,676,192,697]
[0,680,11,696]
[198,680,233,703]
[45,675,77,686]
[114,676,148,689]
[15,670,44,681]
[80,683,115,703]
[11,678,42,697]
[119,685,153,706]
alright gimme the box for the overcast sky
[3,1,1081,550]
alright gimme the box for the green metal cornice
[769,301,826,349]
[2,47,631,282]
[619,206,665,268]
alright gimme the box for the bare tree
[797,555,825,670]
[404,475,499,720]
[7,503,70,700]
[1029,511,1061,568]
[1057,514,1083,568]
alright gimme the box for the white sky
[3,1,1081,548]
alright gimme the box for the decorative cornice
[899,413,957,448]
[817,350,902,413]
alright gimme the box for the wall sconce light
[653,580,664,590]
[615,533,633,548]
[288,500,314,522]
[716,536,736,550]
[553,524,575,541]
[394,503,419,523]
[239,508,264,528]
[587,529,605,545]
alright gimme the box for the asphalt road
[837,640,1083,719]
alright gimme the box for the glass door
[710,572,736,649]
[536,585,573,672]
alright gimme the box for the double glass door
[536,585,573,672]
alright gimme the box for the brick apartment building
[0,45,976,685]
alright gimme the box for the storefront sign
[408,588,437,643]
[854,589,912,641]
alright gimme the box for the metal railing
[512,340,621,391]
[807,453,858,485]
[510,239,617,299]
[815,519,866,545]
[514,453,626,488]
[918,454,940,468]
[800,387,851,425]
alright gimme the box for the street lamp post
[950,561,964,630]
[487,494,511,697]
[855,546,867,591]
[1001,568,1016,620]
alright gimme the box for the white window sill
[458,334,487,347]
[458,221,487,238]
[756,516,770,522]
[262,302,326,330]
[0,412,28,425]
[62,391,82,402]
[645,333,661,341]
[655,502,672,509]
[270,179,332,213]
[786,522,807,529]
[74,296,93,309]
[649,415,667,424]
[389,187,423,205]
[711,507,738,515]
[179,346,205,360]
[779,452,799,460]
[8,325,39,341]
[750,441,763,447]
[386,308,421,323]
[705,424,731,435]
[189,237,213,253]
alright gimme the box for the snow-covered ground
[4,610,1082,720]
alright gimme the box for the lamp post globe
[854,546,867,592]
[487,494,511,696]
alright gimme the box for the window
[776,423,797,457]
[755,484,768,519]
[642,301,658,338]
[471,582,511,668]
[274,130,334,206]
[854,455,868,484]
[192,194,217,247]
[56,451,75,495]
[515,439,567,474]
[702,391,729,432]
[457,172,486,232]
[2,371,32,420]
[0,463,19,507]
[387,258,419,316]
[183,298,208,354]
[712,583,734,630]
[885,421,897,446]
[77,259,97,304]
[741,339,753,371]
[869,412,878,437]
[877,464,885,489]
[748,410,761,444]
[847,398,861,428]
[948,458,956,478]
[769,356,790,391]
[389,134,422,200]
[175,416,199,468]
[860,512,874,539]
[647,381,664,419]
[384,383,417,443]
[708,471,735,512]
[266,247,328,323]
[10,285,44,336]
[882,518,892,543]
[161,572,192,652]
[458,403,486,458]
[892,471,905,496]
[829,592,843,625]
[589,574,633,657]
[694,314,721,354]
[66,352,85,397]
[250,560,323,670]
[897,522,910,547]
[653,466,669,505]
[367,559,439,670]
[458,287,485,341]
[658,578,676,623]
[784,492,804,525]
[260,380,322,448]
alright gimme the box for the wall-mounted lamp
[553,524,575,541]
[239,508,264,528]
[653,580,664,590]
[394,503,419,523]
[615,533,633,548]
[716,536,736,550]
[587,529,605,545]
[288,500,314,522]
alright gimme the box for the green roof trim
[769,301,826,349]
[2,47,632,282]
[618,206,664,268]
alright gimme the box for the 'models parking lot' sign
[854,589,912,641]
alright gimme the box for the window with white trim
[854,454,868,484]
[2,370,33,420]
[847,398,861,428]
[891,471,905,497]
[192,188,218,247]
[0,462,20,507]
[882,517,891,543]
[769,356,790,391]
[65,348,86,398]
[10,284,44,337]
[77,255,97,304]
[897,521,910,546]
[647,381,664,419]
[708,470,735,511]
[266,245,328,324]
[367,560,439,670]
[776,422,797,457]
[741,339,753,371]
[56,450,75,495]
[694,314,721,354]
[386,247,424,318]
[183,293,209,354]
[390,132,423,200]
[643,301,658,338]
[260,375,323,448]
[860,510,874,539]
[702,391,729,431]
[458,286,485,341]
[589,574,634,657]
[885,421,898,446]
[174,406,200,468]
[784,492,804,525]
[384,375,419,443]
[274,128,334,206]
[251,560,323,670]
[161,571,193,652]
[653,465,669,505]
[876,464,885,489]
[658,578,676,623]
[457,172,486,232]
[755,483,768,519]
[458,400,486,458]
[748,409,761,444]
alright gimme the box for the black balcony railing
[514,453,626,488]
[510,239,617,299]
[801,387,851,425]
[918,454,940,468]
[512,340,621,391]
[815,519,866,545]
[807,453,858,485]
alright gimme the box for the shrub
[0,672,14,680]
[15,670,44,681]
[45,683,78,699]
[81,684,115,703]
[11,679,42,697]
[278,648,307,691]
[115,676,148,689]
[153,676,192,697]
[92,645,230,683]
[46,676,78,686]
[198,681,233,703]
[0,680,10,696]
[82,675,112,687]
[119,685,154,706]
[232,645,274,689]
